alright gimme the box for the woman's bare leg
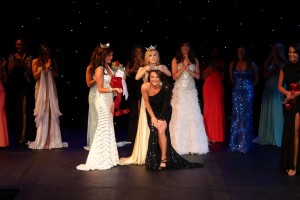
[289,113,299,176]
[157,121,167,167]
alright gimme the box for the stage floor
[1,127,300,200]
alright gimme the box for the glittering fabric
[145,82,203,171]
[77,67,119,171]
[229,68,254,153]
[169,63,209,155]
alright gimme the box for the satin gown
[280,63,300,172]
[257,65,284,147]
[229,68,254,153]
[0,71,9,147]
[145,82,203,171]
[86,75,97,149]
[77,67,119,170]
[119,67,150,165]
[169,63,209,155]
[28,69,67,149]
[202,66,225,142]
[119,98,150,165]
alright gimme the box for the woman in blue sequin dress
[229,46,259,153]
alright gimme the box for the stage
[0,128,300,200]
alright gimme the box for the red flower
[114,61,120,66]
[283,81,300,110]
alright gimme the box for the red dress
[0,72,9,147]
[202,65,225,142]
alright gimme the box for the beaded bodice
[173,63,196,91]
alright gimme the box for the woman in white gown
[169,40,209,155]
[29,44,67,150]
[77,44,123,171]
[119,45,171,165]
[84,46,102,150]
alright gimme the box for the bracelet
[110,88,112,92]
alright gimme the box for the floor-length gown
[145,82,203,170]
[280,63,300,172]
[86,75,97,149]
[28,69,67,149]
[119,67,150,165]
[202,66,225,142]
[119,97,150,165]
[169,63,209,155]
[229,68,254,153]
[77,68,119,170]
[126,71,143,144]
[257,71,283,147]
[0,72,9,147]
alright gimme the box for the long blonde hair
[144,49,160,66]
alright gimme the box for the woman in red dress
[202,46,225,143]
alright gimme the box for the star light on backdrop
[0,0,298,129]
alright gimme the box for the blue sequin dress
[229,68,254,153]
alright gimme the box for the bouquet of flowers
[111,61,129,77]
[282,81,300,110]
[110,61,130,116]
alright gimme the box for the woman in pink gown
[0,59,9,147]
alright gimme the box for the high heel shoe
[19,136,27,144]
[159,158,167,170]
[288,169,296,176]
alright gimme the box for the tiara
[100,42,110,48]
[145,45,157,51]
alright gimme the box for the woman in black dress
[278,43,300,176]
[141,69,203,170]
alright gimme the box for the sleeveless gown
[86,75,97,149]
[28,69,67,149]
[77,68,119,170]
[0,71,9,147]
[145,82,204,170]
[169,63,209,155]
[229,68,254,153]
[257,64,284,147]
[202,66,225,142]
[119,67,150,165]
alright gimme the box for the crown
[100,42,110,48]
[145,45,157,51]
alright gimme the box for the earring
[159,82,162,86]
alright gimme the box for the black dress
[145,82,204,170]
[280,62,300,172]
[126,66,143,144]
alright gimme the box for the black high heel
[159,158,167,170]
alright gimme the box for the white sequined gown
[77,67,119,170]
[169,63,209,155]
